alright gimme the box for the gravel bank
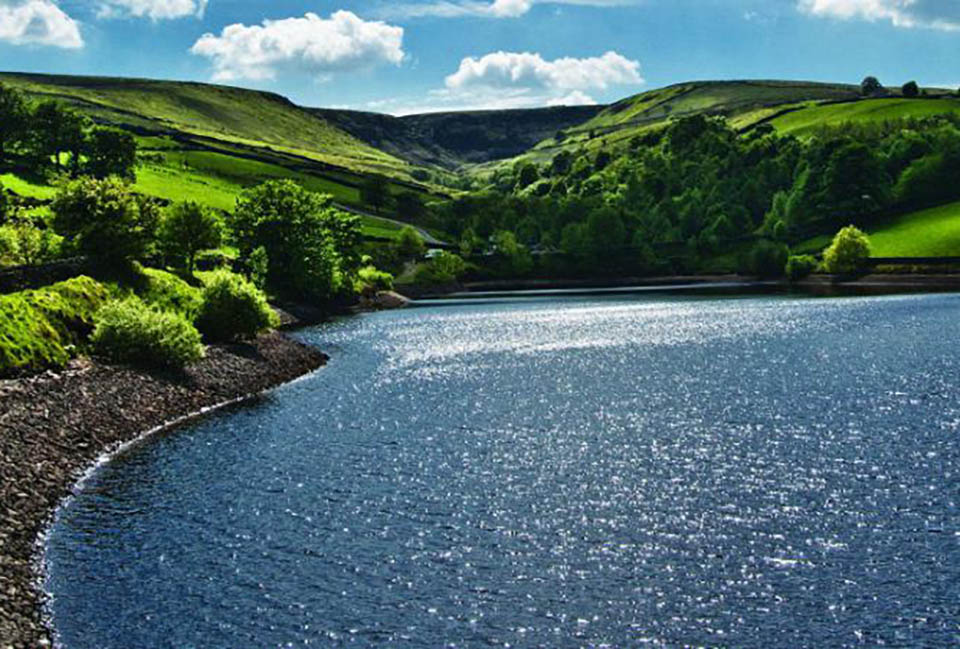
[0,332,327,648]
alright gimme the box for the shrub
[138,267,203,318]
[158,201,224,273]
[0,221,62,267]
[247,246,269,290]
[52,177,159,266]
[822,225,871,274]
[91,297,205,369]
[357,265,394,292]
[744,240,789,278]
[195,271,278,342]
[232,180,361,301]
[785,255,819,282]
[396,225,426,260]
[408,251,468,285]
[0,276,109,376]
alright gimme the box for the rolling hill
[311,105,604,168]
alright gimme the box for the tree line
[0,83,136,180]
[405,109,960,279]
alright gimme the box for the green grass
[868,201,960,257]
[770,98,960,135]
[0,276,109,376]
[0,172,57,199]
[796,200,960,258]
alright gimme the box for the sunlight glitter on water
[45,292,960,648]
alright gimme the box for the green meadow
[771,98,960,135]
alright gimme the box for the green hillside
[769,97,960,135]
[0,72,409,175]
[313,105,604,169]
[799,201,960,258]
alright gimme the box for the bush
[744,240,789,278]
[137,267,203,317]
[232,180,361,302]
[357,265,394,292]
[91,297,205,369]
[396,225,426,260]
[0,276,109,376]
[822,225,871,274]
[0,221,62,267]
[785,254,819,281]
[408,251,468,285]
[52,176,159,266]
[158,201,224,273]
[195,271,278,342]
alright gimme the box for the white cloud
[547,90,597,106]
[0,0,82,48]
[374,50,640,113]
[377,0,638,20]
[445,50,642,92]
[799,0,960,30]
[97,0,207,20]
[190,11,405,82]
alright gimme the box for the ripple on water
[45,293,960,648]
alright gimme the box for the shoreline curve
[0,331,327,648]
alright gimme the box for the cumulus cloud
[190,11,405,82]
[799,0,960,30]
[385,50,641,112]
[445,50,642,92]
[97,0,207,20]
[547,90,598,106]
[377,0,637,20]
[0,0,82,48]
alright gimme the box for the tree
[492,229,533,275]
[822,225,871,274]
[52,177,159,266]
[0,181,9,223]
[0,83,28,162]
[232,180,360,301]
[744,240,789,278]
[396,225,426,260]
[31,101,87,170]
[159,201,225,273]
[84,127,137,179]
[515,162,539,190]
[551,150,573,175]
[901,81,920,98]
[395,192,426,222]
[861,76,883,96]
[360,174,390,214]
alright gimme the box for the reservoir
[44,293,960,647]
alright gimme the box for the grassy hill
[311,105,604,169]
[0,72,409,175]
[768,96,960,135]
[798,201,960,258]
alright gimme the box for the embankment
[0,331,326,647]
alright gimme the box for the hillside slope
[311,105,605,168]
[0,72,410,177]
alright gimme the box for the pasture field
[796,201,960,258]
[770,98,960,135]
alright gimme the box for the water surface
[46,293,960,647]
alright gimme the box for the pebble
[0,332,326,645]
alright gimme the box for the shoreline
[408,273,960,299]
[0,331,327,648]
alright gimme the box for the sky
[0,0,958,114]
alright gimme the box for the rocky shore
[0,331,327,648]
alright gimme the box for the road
[334,203,450,247]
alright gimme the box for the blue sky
[1,0,958,114]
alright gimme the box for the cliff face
[0,332,326,648]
